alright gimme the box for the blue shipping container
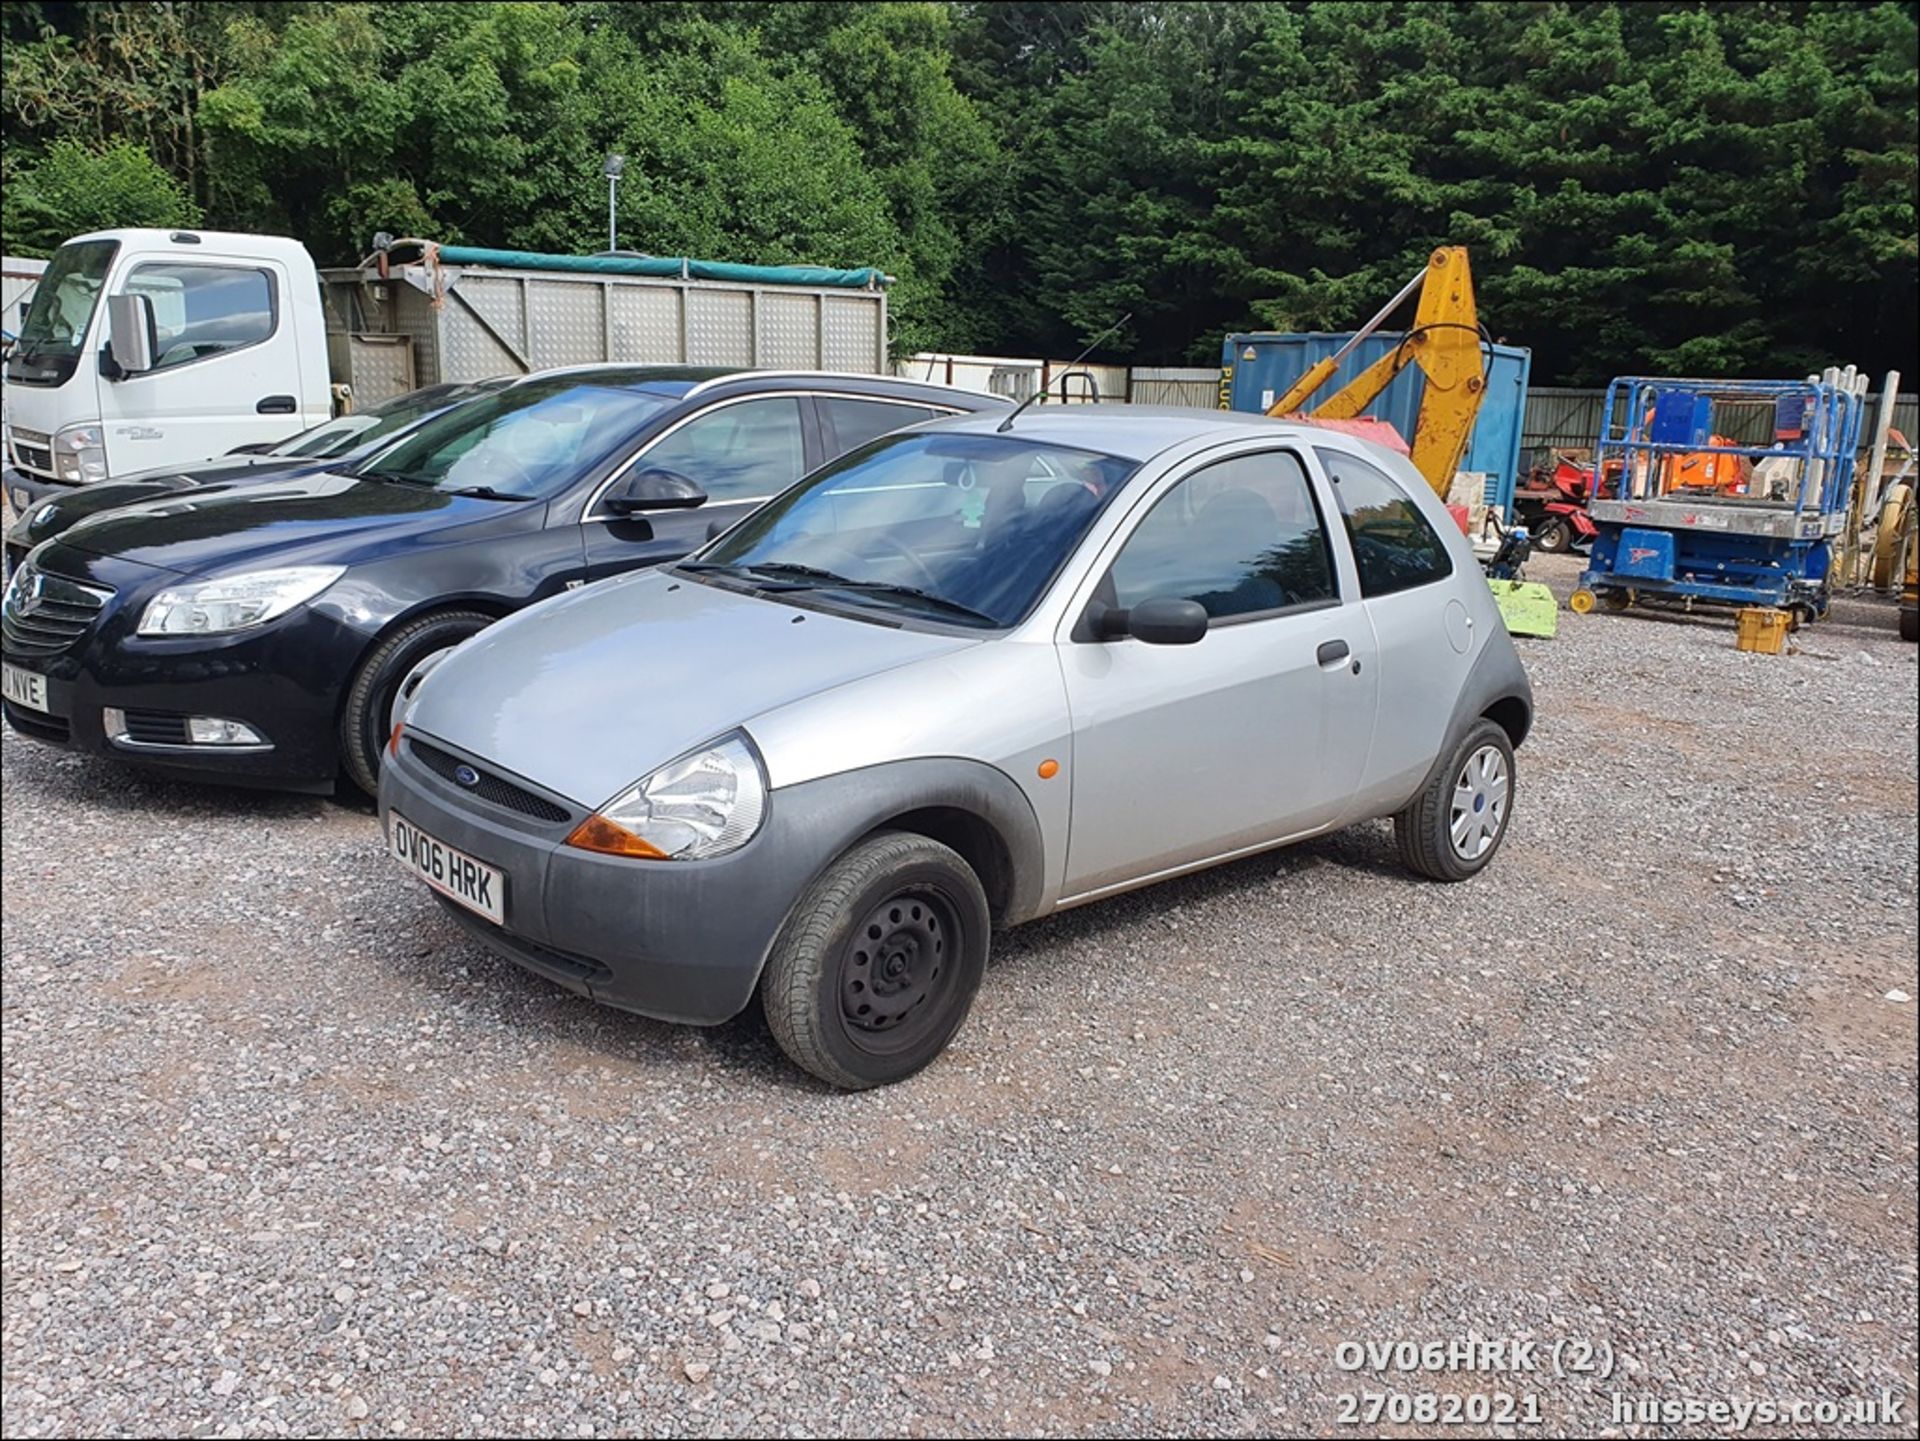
[1219,332,1533,516]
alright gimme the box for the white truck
[3,228,892,513]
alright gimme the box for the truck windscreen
[5,238,118,387]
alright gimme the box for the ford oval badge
[454,764,480,788]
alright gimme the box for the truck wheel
[1899,606,1917,643]
[761,831,990,1090]
[1395,719,1516,883]
[1532,517,1572,553]
[339,609,492,796]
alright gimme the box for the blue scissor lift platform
[1575,376,1866,626]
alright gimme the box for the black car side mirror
[1094,597,1209,645]
[605,467,707,514]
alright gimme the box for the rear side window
[1316,447,1453,596]
[823,397,944,456]
[123,263,275,370]
[1108,450,1338,620]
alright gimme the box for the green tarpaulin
[422,244,889,290]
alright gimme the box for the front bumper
[2,548,363,791]
[4,465,64,518]
[381,732,838,1026]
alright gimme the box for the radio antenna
[997,312,1132,433]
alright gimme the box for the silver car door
[1313,444,1474,811]
[1056,446,1378,900]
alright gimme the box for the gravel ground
[3,553,1915,1439]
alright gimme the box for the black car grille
[119,710,191,746]
[1,559,113,657]
[3,700,69,743]
[12,442,52,475]
[408,738,571,823]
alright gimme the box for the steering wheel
[450,447,537,493]
[821,533,940,590]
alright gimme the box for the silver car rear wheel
[1394,717,1516,882]
[1449,743,1509,861]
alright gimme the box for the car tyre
[761,830,990,1089]
[1394,718,1516,882]
[339,609,493,796]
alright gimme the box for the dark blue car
[1,366,1004,793]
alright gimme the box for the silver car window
[1108,450,1338,619]
[1316,447,1454,596]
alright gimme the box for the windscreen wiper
[679,561,996,624]
[446,484,535,501]
[822,580,999,627]
[676,560,853,588]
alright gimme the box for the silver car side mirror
[1095,597,1208,645]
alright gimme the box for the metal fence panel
[1522,387,1917,454]
[1128,367,1218,408]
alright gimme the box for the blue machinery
[1574,374,1868,625]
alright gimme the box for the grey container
[321,244,890,405]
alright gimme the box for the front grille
[1,558,112,656]
[119,710,191,746]
[3,700,69,743]
[9,428,52,476]
[408,738,570,823]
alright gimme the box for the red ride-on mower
[1513,450,1599,553]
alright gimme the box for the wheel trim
[1448,744,1509,861]
[839,888,961,1055]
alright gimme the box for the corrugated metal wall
[1523,387,1918,453]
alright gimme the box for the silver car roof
[921,403,1325,462]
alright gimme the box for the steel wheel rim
[1449,744,1509,862]
[839,887,962,1056]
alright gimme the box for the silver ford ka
[380,407,1532,1088]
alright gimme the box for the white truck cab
[3,229,330,507]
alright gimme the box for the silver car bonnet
[402,568,980,807]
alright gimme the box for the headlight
[137,565,345,636]
[53,424,107,484]
[566,732,766,861]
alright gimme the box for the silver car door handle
[1316,639,1350,667]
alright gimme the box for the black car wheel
[761,831,990,1089]
[339,609,493,796]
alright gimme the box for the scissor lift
[1572,374,1867,627]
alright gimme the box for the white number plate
[390,812,505,925]
[2,662,48,713]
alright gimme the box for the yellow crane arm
[1266,246,1486,499]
